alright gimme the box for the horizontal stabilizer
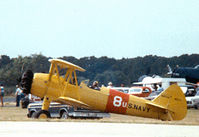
[56,96,90,108]
[146,101,167,110]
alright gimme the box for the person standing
[153,84,158,91]
[15,85,22,107]
[0,84,4,107]
[120,83,125,87]
[107,82,113,88]
[158,84,164,93]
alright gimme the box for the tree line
[0,54,199,94]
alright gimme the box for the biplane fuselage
[22,59,187,120]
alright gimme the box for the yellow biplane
[21,59,187,120]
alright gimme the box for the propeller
[16,61,34,95]
[20,70,34,95]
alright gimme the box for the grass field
[1,102,199,125]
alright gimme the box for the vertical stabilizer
[152,84,187,120]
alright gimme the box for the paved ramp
[0,122,198,137]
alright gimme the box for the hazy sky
[0,0,199,59]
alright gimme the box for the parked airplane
[20,59,187,120]
[167,65,199,84]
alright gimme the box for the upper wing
[49,59,86,72]
[55,96,90,109]
[47,59,85,85]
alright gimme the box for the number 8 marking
[113,96,122,107]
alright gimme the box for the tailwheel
[33,110,51,119]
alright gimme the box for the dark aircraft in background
[167,65,199,84]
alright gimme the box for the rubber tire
[61,112,69,119]
[31,112,37,118]
[33,110,51,119]
[194,105,199,109]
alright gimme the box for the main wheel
[33,110,51,119]
[31,112,37,118]
[61,111,69,119]
[194,105,199,109]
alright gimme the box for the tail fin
[167,64,173,75]
[151,84,187,120]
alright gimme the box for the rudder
[152,84,187,120]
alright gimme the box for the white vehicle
[29,94,41,102]
[134,76,187,93]
[144,91,160,100]
[27,102,110,119]
[111,87,129,94]
[186,91,199,109]
[111,86,152,97]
